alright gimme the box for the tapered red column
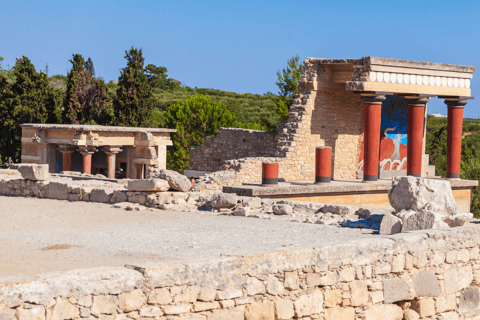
[361,95,386,182]
[59,145,75,172]
[406,98,428,177]
[445,99,468,179]
[78,148,96,174]
[104,146,122,179]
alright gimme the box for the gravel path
[0,196,379,281]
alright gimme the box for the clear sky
[1,0,480,117]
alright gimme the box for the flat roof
[20,123,176,133]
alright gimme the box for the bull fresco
[358,96,408,172]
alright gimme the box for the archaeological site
[3,56,480,320]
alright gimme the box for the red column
[262,162,279,185]
[315,146,332,183]
[104,146,122,179]
[361,95,386,182]
[406,98,428,177]
[445,99,468,179]
[59,145,75,172]
[79,148,96,174]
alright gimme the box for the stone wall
[3,221,480,319]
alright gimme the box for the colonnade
[360,93,471,182]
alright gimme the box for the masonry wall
[3,220,480,320]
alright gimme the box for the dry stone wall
[3,223,480,319]
[191,59,365,192]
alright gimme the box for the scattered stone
[210,192,237,208]
[396,209,417,222]
[90,187,113,203]
[148,169,192,192]
[402,210,435,232]
[321,204,358,215]
[18,164,49,181]
[238,197,262,209]
[443,212,473,227]
[127,179,169,192]
[111,190,128,203]
[49,181,69,200]
[232,207,251,217]
[379,213,403,235]
[272,204,293,215]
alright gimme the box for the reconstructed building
[20,124,175,179]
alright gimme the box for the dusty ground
[0,196,380,283]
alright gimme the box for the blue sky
[1,0,480,117]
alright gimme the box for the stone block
[211,192,237,208]
[77,295,92,307]
[319,271,340,286]
[370,291,384,304]
[445,266,473,294]
[0,310,15,320]
[324,307,355,320]
[148,288,172,305]
[246,277,266,296]
[117,289,147,312]
[128,194,147,205]
[403,309,419,320]
[350,281,368,307]
[139,306,162,317]
[148,169,191,192]
[306,273,321,288]
[402,210,435,232]
[50,297,76,320]
[193,302,220,312]
[411,298,435,318]
[90,188,113,203]
[391,254,405,272]
[216,287,242,300]
[379,213,402,235]
[266,276,284,295]
[274,298,294,320]
[49,182,69,200]
[198,286,217,302]
[206,307,245,320]
[92,295,118,315]
[364,304,403,320]
[284,271,299,290]
[443,212,473,227]
[16,306,45,320]
[239,197,262,209]
[459,287,480,313]
[162,304,191,315]
[323,289,342,308]
[272,204,293,215]
[127,179,169,192]
[436,294,456,313]
[293,291,323,318]
[413,270,440,297]
[321,204,358,215]
[18,164,49,181]
[244,302,275,320]
[383,278,410,303]
[339,267,355,282]
[111,190,128,203]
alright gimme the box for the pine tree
[113,47,153,127]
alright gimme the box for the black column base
[262,178,278,185]
[315,176,331,184]
[363,174,378,182]
[446,172,460,179]
[407,173,421,177]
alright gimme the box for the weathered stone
[139,306,163,317]
[324,307,355,320]
[274,298,294,320]
[216,287,242,300]
[396,209,416,221]
[321,204,358,215]
[339,267,355,282]
[319,271,340,286]
[443,212,473,227]
[50,297,76,320]
[402,210,435,232]
[198,286,217,302]
[436,294,457,313]
[459,287,480,313]
[391,255,405,272]
[379,213,402,235]
[16,306,45,320]
[127,179,169,192]
[388,176,457,215]
[235,297,253,306]
[49,182,69,200]
[111,190,128,204]
[174,285,199,303]
[193,302,220,312]
[292,202,323,215]
[90,188,113,203]
[128,194,147,205]
[350,281,368,307]
[411,298,435,318]
[266,276,284,295]
[272,204,293,215]
[370,291,384,304]
[18,164,49,181]
[206,307,244,320]
[162,304,191,315]
[211,192,237,208]
[413,270,440,297]
[364,304,403,320]
[239,197,262,209]
[77,295,92,307]
[148,288,172,305]
[244,302,275,320]
[383,279,410,303]
[306,273,321,288]
[79,308,91,318]
[323,289,342,307]
[284,271,299,290]
[232,207,250,216]
[403,309,419,320]
[117,289,147,312]
[246,277,265,296]
[92,295,118,315]
[293,291,323,318]
[148,169,191,192]
[444,266,473,294]
[0,310,15,320]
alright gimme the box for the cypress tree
[63,54,85,123]
[113,47,153,127]
[85,57,95,77]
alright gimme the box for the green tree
[162,94,236,172]
[145,64,178,90]
[85,57,95,77]
[114,47,153,127]
[275,54,303,117]
[63,54,86,122]
[0,56,59,163]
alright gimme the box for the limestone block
[438,312,460,320]
[459,287,480,313]
[435,294,456,313]
[18,164,49,181]
[111,190,128,204]
[266,276,284,295]
[444,266,473,294]
[411,298,435,318]
[238,197,262,209]
[383,279,409,303]
[402,210,435,232]
[16,305,45,320]
[413,270,440,297]
[211,192,237,208]
[246,277,266,296]
[244,301,275,320]
[433,251,446,265]
[193,302,220,312]
[79,308,90,318]
[232,207,251,217]
[50,297,76,320]
[471,247,480,260]
[403,309,419,320]
[324,307,355,320]
[350,281,368,307]
[174,286,199,303]
[49,182,69,200]
[91,295,118,315]
[293,290,323,318]
[148,288,172,305]
[272,204,293,215]
[274,298,294,320]
[339,267,355,282]
[90,188,113,203]
[379,213,402,235]
[128,194,147,205]
[324,289,343,307]
[234,297,253,305]
[388,176,457,215]
[148,169,191,192]
[216,287,242,300]
[0,310,15,320]
[364,304,403,320]
[284,271,299,290]
[206,307,244,320]
[162,304,191,315]
[77,295,92,307]
[139,307,162,317]
[391,255,405,272]
[443,212,473,227]
[369,291,384,304]
[319,271,340,286]
[446,250,457,263]
[321,204,358,215]
[219,300,235,308]
[117,289,147,312]
[127,179,169,192]
[306,273,321,288]
[198,286,217,302]
[292,202,323,214]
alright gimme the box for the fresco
[358,95,408,172]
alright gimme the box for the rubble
[148,169,192,192]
